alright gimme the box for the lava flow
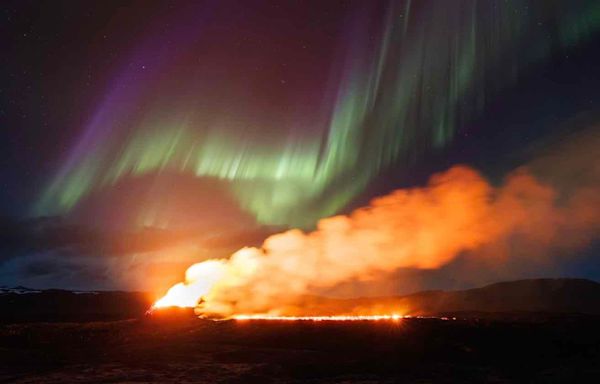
[232,314,405,321]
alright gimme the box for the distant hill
[413,278,600,315]
[289,278,600,317]
[1,278,599,322]
[0,287,152,322]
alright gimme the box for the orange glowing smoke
[154,165,600,317]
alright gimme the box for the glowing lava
[232,314,405,321]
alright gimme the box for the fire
[232,314,405,321]
[152,260,226,308]
[153,166,600,318]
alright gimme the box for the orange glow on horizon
[232,314,406,321]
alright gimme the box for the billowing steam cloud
[155,163,600,317]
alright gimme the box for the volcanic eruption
[154,164,600,318]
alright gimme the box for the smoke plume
[155,161,600,317]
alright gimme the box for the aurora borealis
[1,0,600,293]
[30,0,600,228]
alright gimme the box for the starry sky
[1,0,599,293]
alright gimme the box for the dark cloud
[0,249,109,290]
[0,212,277,292]
[0,215,275,259]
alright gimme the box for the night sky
[1,0,599,294]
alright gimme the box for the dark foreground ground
[1,312,599,383]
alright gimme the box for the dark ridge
[0,289,152,323]
[1,278,599,323]
[294,278,600,317]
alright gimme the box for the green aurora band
[35,1,600,228]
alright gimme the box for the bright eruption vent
[154,166,599,317]
[153,260,227,308]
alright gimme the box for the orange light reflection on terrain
[232,314,406,321]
